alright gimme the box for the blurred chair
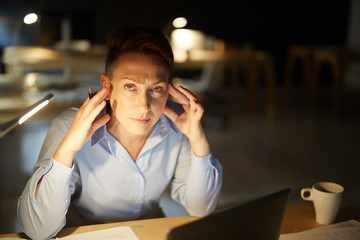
[283,45,315,103]
[313,47,360,115]
[284,0,360,116]
[172,61,226,101]
[173,49,277,121]
[228,50,277,120]
[284,45,360,115]
[171,60,228,129]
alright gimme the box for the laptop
[167,188,290,240]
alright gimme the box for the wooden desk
[0,215,199,239]
[281,202,360,234]
[1,202,359,239]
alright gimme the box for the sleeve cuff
[190,151,212,168]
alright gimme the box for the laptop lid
[167,188,290,240]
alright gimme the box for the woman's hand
[53,87,111,168]
[164,85,210,157]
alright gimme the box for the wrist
[189,135,211,158]
[53,140,77,168]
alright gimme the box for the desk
[281,202,360,234]
[1,202,359,239]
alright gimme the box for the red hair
[105,26,174,77]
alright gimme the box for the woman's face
[101,52,169,137]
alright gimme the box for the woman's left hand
[163,84,210,157]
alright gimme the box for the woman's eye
[125,84,135,91]
[153,87,163,92]
[149,87,163,95]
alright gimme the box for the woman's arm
[164,85,210,157]
[18,109,78,239]
[18,87,110,239]
[53,87,110,168]
[170,136,223,217]
[164,85,222,216]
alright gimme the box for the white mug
[301,182,344,225]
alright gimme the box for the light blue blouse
[18,107,222,239]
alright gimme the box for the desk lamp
[13,12,39,46]
[0,93,53,139]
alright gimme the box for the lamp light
[0,93,53,139]
[172,17,187,28]
[13,12,39,45]
[23,13,38,25]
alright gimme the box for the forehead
[111,52,169,82]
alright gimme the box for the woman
[18,26,222,240]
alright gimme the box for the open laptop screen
[167,188,290,240]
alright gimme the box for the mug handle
[301,188,313,201]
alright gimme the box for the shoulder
[57,107,78,118]
[50,107,79,130]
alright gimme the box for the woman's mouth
[131,118,150,124]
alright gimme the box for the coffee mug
[301,182,344,225]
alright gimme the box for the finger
[90,100,107,120]
[81,100,107,124]
[190,99,204,119]
[90,113,111,134]
[88,87,110,106]
[163,106,179,123]
[81,87,109,115]
[178,86,198,102]
[169,84,190,105]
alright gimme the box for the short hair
[105,26,174,78]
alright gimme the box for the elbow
[187,202,217,217]
[186,185,222,217]
[18,197,62,240]
[19,213,61,240]
[21,225,53,240]
[186,194,219,217]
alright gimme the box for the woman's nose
[136,91,151,112]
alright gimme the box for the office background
[0,0,359,234]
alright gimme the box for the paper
[280,219,360,240]
[56,226,139,240]
[0,238,27,240]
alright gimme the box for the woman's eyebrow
[119,74,168,84]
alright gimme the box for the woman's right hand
[53,87,111,168]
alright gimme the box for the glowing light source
[18,99,50,125]
[171,29,205,51]
[173,49,188,63]
[23,13,38,25]
[172,17,187,28]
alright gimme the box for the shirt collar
[91,123,107,146]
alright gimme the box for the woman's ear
[100,74,111,100]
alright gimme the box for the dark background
[0,0,352,84]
